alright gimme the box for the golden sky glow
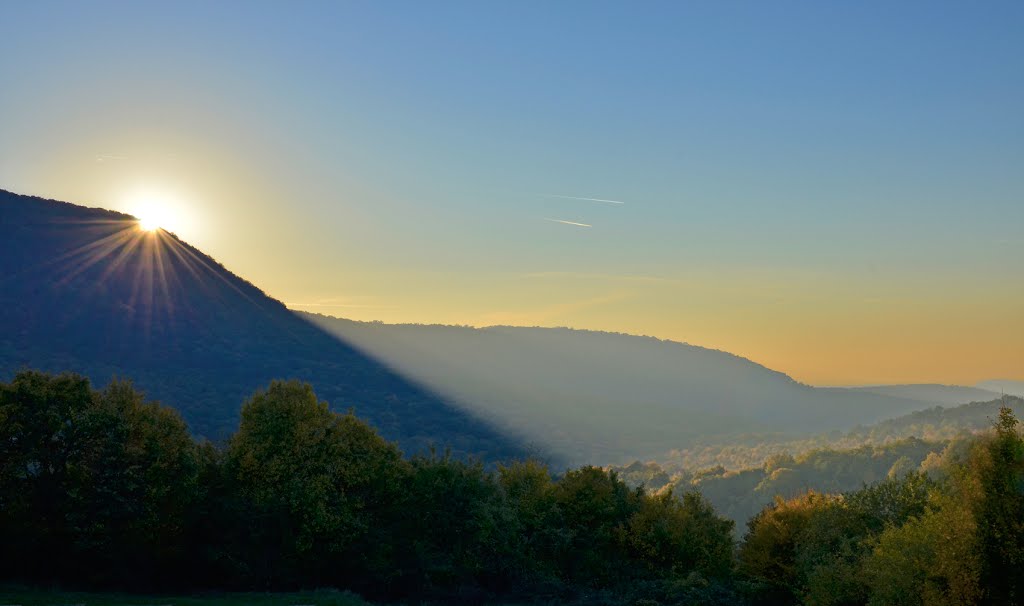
[2,3,1022,387]
[277,267,1022,387]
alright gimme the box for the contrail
[544,218,592,228]
[544,194,625,205]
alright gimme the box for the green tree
[738,490,839,604]
[863,492,981,606]
[390,450,518,600]
[497,459,566,591]
[0,371,93,583]
[552,466,643,587]
[225,379,406,589]
[64,379,201,587]
[626,489,735,579]
[974,404,1024,604]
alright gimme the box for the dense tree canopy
[1,370,1021,606]
[0,371,741,604]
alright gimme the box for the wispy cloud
[543,218,592,228]
[543,194,626,205]
[95,154,129,162]
[521,271,677,285]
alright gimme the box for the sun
[137,213,162,232]
[128,192,183,234]
[135,205,169,232]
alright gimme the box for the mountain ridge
[5,188,1008,467]
[0,188,527,461]
[301,313,954,463]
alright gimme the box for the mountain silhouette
[0,189,526,460]
[302,315,942,464]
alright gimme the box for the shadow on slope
[0,189,527,461]
[302,315,936,465]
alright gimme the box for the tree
[738,490,839,604]
[626,489,735,579]
[224,379,406,589]
[497,459,565,592]
[974,404,1024,604]
[64,379,201,587]
[551,466,643,587]
[0,370,93,583]
[863,492,981,606]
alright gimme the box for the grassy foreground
[0,588,371,606]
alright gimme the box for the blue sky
[1,1,1022,383]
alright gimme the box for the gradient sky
[1,1,1022,386]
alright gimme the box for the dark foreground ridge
[0,189,526,460]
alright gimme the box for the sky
[1,1,1022,386]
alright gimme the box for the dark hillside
[0,189,525,460]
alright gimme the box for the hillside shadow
[0,189,533,463]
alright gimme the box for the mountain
[840,384,1002,406]
[4,188,994,467]
[0,189,525,460]
[301,315,943,464]
[976,379,1024,398]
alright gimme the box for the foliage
[972,405,1024,604]
[737,400,1023,606]
[0,371,200,588]
[614,396,1022,484]
[3,369,1021,606]
[222,380,407,589]
[0,370,737,604]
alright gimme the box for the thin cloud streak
[521,271,678,285]
[95,154,129,162]
[543,218,592,228]
[543,194,626,205]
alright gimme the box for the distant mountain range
[0,189,524,460]
[840,384,1002,406]
[3,189,1016,466]
[975,379,1024,398]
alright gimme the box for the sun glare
[127,191,188,235]
[138,214,161,232]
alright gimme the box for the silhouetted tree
[0,371,93,583]
[64,379,201,588]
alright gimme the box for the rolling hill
[301,315,951,463]
[0,189,525,460]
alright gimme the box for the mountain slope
[0,189,525,460]
[302,315,940,463]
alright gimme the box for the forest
[613,396,1023,525]
[1,370,1022,606]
